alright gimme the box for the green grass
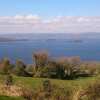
[0,75,100,89]
[15,75,100,89]
[0,75,100,99]
[0,96,24,100]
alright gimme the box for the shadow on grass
[0,96,24,100]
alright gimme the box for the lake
[0,33,100,64]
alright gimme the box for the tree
[48,60,65,79]
[57,56,81,79]
[0,58,12,74]
[39,60,65,79]
[14,60,29,76]
[33,51,49,70]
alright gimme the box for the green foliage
[30,79,77,100]
[0,52,100,80]
[25,64,35,76]
[14,60,30,77]
[50,86,74,100]
[0,58,12,74]
[5,74,13,86]
[34,60,65,79]
[42,80,51,92]
[59,57,81,79]
[14,60,25,76]
[46,60,65,79]
[33,55,100,80]
[35,57,81,79]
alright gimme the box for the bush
[21,86,34,100]
[4,74,13,89]
[33,56,81,79]
[51,86,74,100]
[25,64,35,77]
[79,80,100,100]
[57,57,81,79]
[14,60,30,77]
[33,80,75,100]
[42,80,51,92]
[0,58,12,74]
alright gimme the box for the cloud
[0,15,100,33]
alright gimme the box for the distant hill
[0,37,28,42]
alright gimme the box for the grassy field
[0,75,100,100]
[13,75,100,89]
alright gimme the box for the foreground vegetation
[0,96,24,100]
[0,51,100,99]
[0,75,100,100]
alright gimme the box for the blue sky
[0,0,100,33]
[0,0,100,17]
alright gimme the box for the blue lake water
[0,33,100,63]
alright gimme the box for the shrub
[51,87,73,100]
[79,80,100,100]
[57,57,81,79]
[25,64,35,77]
[80,63,99,77]
[33,56,81,79]
[0,58,12,74]
[4,74,13,90]
[42,80,51,92]
[21,86,34,100]
[14,60,30,77]
[36,80,75,100]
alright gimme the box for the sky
[0,0,100,33]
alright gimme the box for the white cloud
[77,17,90,22]
[0,15,100,33]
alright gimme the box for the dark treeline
[0,51,100,79]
